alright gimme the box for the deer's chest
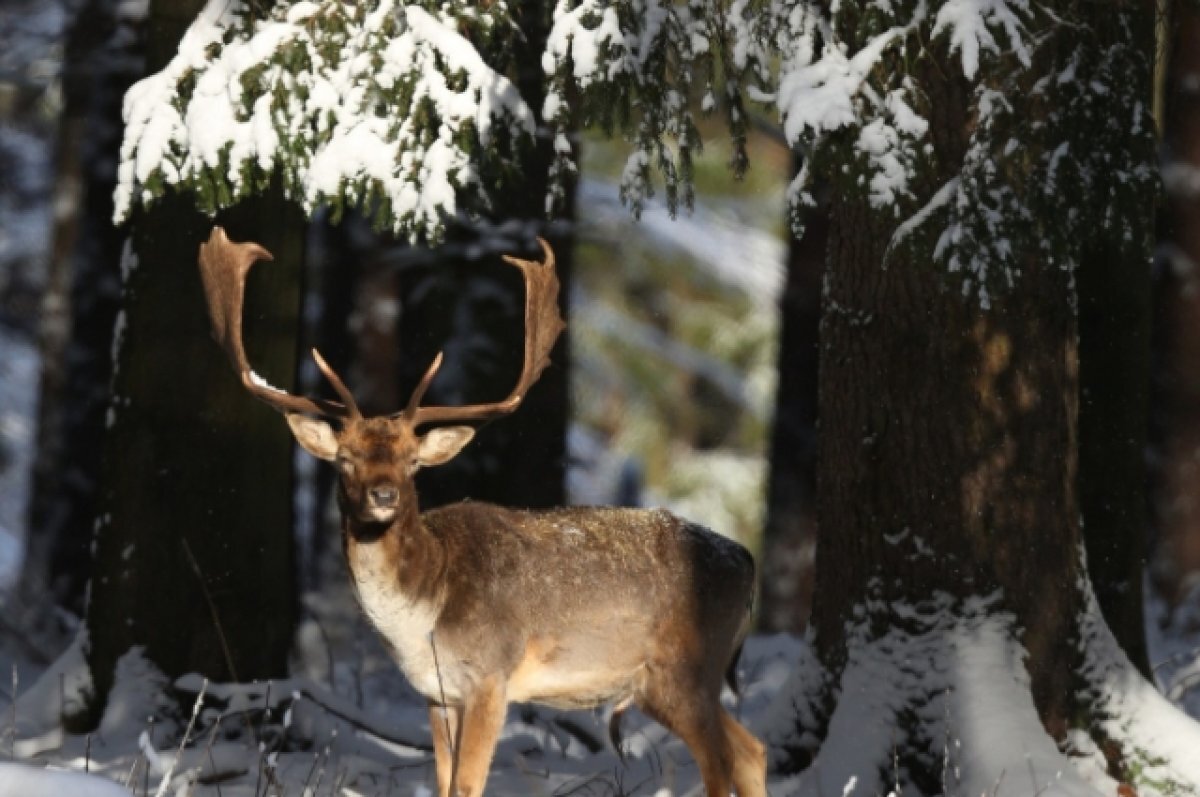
[349,550,451,701]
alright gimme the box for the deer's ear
[417,426,475,467]
[286,414,339,461]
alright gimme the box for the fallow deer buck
[198,227,766,797]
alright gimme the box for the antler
[198,226,360,419]
[400,237,565,428]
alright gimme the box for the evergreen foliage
[117,0,1155,301]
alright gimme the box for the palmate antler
[197,227,564,427]
[399,238,565,427]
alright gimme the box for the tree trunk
[758,190,825,633]
[1071,0,1156,681]
[1076,207,1152,677]
[84,0,300,725]
[1152,0,1200,608]
[814,188,1083,709]
[776,3,1161,789]
[22,0,141,617]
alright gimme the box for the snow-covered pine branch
[543,0,737,219]
[114,0,535,243]
[112,0,1153,306]
[772,0,1155,307]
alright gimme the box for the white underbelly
[507,657,645,709]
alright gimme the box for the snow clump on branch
[114,0,534,243]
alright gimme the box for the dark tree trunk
[1076,215,1152,677]
[1072,1,1156,680]
[22,0,142,616]
[758,191,825,633]
[1152,0,1200,608]
[84,0,300,725]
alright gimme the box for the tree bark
[1076,215,1152,676]
[22,0,141,616]
[813,196,1084,735]
[804,7,1150,771]
[1152,0,1200,609]
[84,0,300,725]
[758,191,825,633]
[1073,0,1155,681]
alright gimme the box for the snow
[0,764,132,797]
[1,620,804,796]
[945,620,1103,797]
[755,578,1200,797]
[931,0,1031,81]
[544,1,633,88]
[778,32,906,144]
[771,595,1107,797]
[114,0,535,241]
[1081,578,1200,792]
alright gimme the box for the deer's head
[197,227,564,525]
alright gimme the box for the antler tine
[402,237,565,428]
[402,351,445,420]
[198,227,352,419]
[311,348,362,419]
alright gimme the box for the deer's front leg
[448,675,507,797]
[428,703,462,797]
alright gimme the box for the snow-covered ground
[7,579,1200,797]
[1,541,803,796]
[1146,581,1200,719]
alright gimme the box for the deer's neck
[341,490,447,610]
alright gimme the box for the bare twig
[429,631,456,764]
[123,752,143,790]
[201,715,224,797]
[180,538,258,744]
[154,677,207,797]
[180,539,240,684]
[10,664,17,760]
[294,683,431,751]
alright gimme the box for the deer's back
[418,503,755,708]
[423,503,754,616]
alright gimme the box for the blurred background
[4,0,1200,722]
[0,0,816,670]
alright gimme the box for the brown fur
[308,419,766,796]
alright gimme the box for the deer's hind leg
[638,670,735,796]
[722,710,766,797]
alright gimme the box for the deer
[197,226,767,797]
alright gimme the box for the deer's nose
[369,485,399,507]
